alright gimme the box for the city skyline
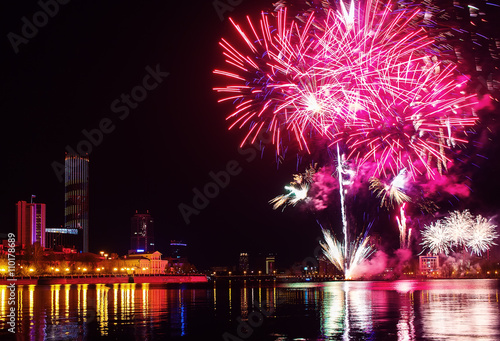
[2,0,500,270]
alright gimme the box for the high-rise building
[16,200,46,248]
[64,153,89,252]
[239,252,249,273]
[130,210,154,252]
[265,254,276,274]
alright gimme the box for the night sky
[2,0,500,270]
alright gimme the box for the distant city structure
[16,198,46,248]
[45,226,78,251]
[64,153,89,252]
[265,254,276,274]
[170,240,187,260]
[130,210,155,253]
[239,252,249,272]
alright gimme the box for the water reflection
[0,283,198,340]
[0,279,498,340]
[315,280,499,340]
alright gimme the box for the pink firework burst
[213,7,331,155]
[213,0,477,178]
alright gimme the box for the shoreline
[0,274,208,285]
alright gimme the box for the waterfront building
[16,200,46,249]
[64,153,89,252]
[419,254,440,276]
[124,251,167,274]
[266,254,276,274]
[239,252,249,273]
[130,210,155,253]
[45,227,79,250]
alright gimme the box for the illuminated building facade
[64,153,89,252]
[419,255,440,275]
[16,200,46,248]
[265,254,276,274]
[239,252,249,272]
[124,251,167,274]
[45,227,78,250]
[130,210,154,253]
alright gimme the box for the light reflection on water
[0,279,498,340]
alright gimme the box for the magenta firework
[214,0,477,179]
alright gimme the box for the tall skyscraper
[265,254,276,274]
[130,210,154,252]
[16,200,46,248]
[64,153,89,252]
[239,252,249,272]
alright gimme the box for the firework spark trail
[214,0,480,277]
[369,168,410,208]
[269,183,309,210]
[467,216,498,256]
[320,227,375,279]
[421,210,499,256]
[269,164,318,210]
[445,210,474,249]
[337,144,349,271]
[214,0,477,179]
[421,220,450,255]
[370,168,411,248]
[396,203,409,249]
[320,228,345,272]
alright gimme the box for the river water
[1,279,499,340]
